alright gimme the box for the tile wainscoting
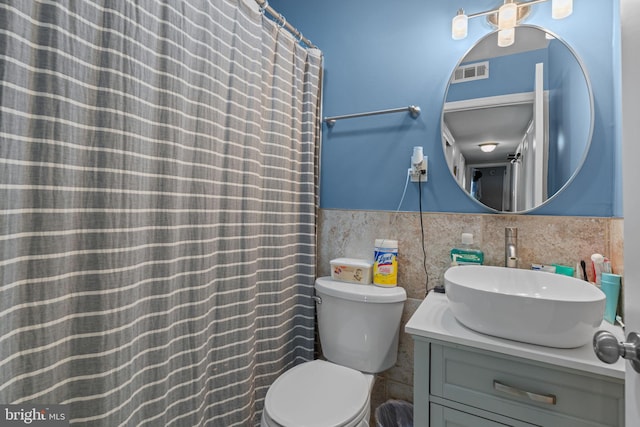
[316,209,624,413]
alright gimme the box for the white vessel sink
[444,265,606,348]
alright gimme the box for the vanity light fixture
[497,0,518,46]
[451,0,574,46]
[480,143,498,153]
[498,28,516,47]
[452,9,468,40]
[552,0,573,19]
[498,1,518,31]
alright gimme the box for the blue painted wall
[447,49,549,101]
[547,39,592,195]
[269,0,621,216]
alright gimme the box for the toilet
[261,277,407,427]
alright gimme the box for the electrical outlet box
[410,157,428,182]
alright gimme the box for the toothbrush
[580,260,588,281]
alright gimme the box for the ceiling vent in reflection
[452,61,489,84]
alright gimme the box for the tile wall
[316,209,624,415]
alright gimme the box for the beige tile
[370,377,387,413]
[609,218,624,276]
[385,380,414,403]
[317,208,625,406]
[480,215,610,272]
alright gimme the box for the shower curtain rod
[254,0,317,49]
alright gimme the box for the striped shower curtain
[0,0,322,425]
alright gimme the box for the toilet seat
[263,360,371,427]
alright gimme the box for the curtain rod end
[409,105,421,118]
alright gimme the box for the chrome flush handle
[593,330,640,373]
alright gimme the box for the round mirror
[442,25,593,213]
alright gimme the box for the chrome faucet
[505,227,518,268]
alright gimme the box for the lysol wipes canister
[373,239,398,287]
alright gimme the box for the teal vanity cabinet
[406,294,625,427]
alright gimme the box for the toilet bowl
[260,277,407,427]
[260,360,374,427]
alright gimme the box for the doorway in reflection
[471,166,508,211]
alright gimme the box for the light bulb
[498,2,518,30]
[498,28,515,47]
[452,9,468,40]
[552,0,573,19]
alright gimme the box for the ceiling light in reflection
[480,143,498,153]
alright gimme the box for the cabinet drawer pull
[493,380,557,405]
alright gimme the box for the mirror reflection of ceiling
[442,26,593,213]
[444,103,532,164]
[445,27,552,165]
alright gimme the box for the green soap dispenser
[450,233,484,266]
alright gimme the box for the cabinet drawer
[430,344,624,427]
[430,403,513,426]
[430,402,537,427]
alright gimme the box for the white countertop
[405,292,626,380]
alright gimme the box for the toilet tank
[314,277,407,373]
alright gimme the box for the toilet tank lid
[315,277,406,303]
